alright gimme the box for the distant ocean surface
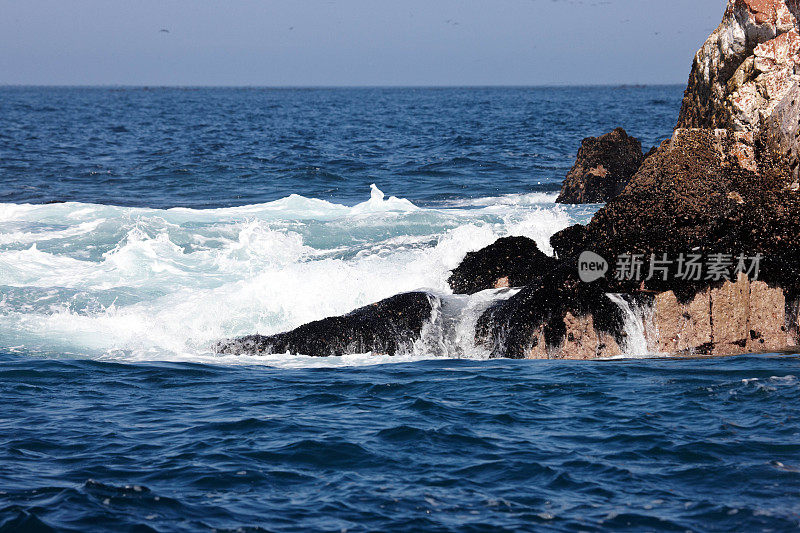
[1,86,799,531]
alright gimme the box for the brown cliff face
[677,0,800,185]
[521,275,793,360]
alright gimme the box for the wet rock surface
[447,236,557,295]
[474,262,629,359]
[216,292,435,357]
[556,127,644,204]
[477,127,800,359]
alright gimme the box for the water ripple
[0,354,799,531]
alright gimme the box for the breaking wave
[0,186,594,366]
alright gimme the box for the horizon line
[0,82,687,90]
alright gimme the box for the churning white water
[606,293,654,357]
[0,186,601,366]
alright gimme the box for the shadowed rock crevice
[788,298,800,342]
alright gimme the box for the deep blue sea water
[1,86,680,208]
[1,87,799,531]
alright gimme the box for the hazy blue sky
[0,0,726,86]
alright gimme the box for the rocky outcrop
[447,236,557,294]
[231,125,799,360]
[477,271,793,360]
[580,128,800,300]
[532,277,791,359]
[476,127,800,359]
[216,292,435,357]
[677,0,800,185]
[217,0,800,361]
[482,14,800,358]
[556,128,645,204]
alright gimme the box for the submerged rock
[216,292,435,357]
[447,236,557,295]
[556,127,644,204]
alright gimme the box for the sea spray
[0,187,582,364]
[413,289,519,359]
[606,293,655,357]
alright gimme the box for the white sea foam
[0,186,585,366]
[606,294,659,358]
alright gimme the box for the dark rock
[475,261,629,359]
[480,128,800,358]
[216,292,435,357]
[580,128,800,301]
[550,224,588,261]
[556,127,644,204]
[447,236,558,295]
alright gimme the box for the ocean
[1,86,799,531]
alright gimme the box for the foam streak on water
[0,187,588,365]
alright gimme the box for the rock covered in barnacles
[556,128,645,204]
[477,128,800,359]
[447,236,557,295]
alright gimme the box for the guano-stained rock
[678,0,800,182]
